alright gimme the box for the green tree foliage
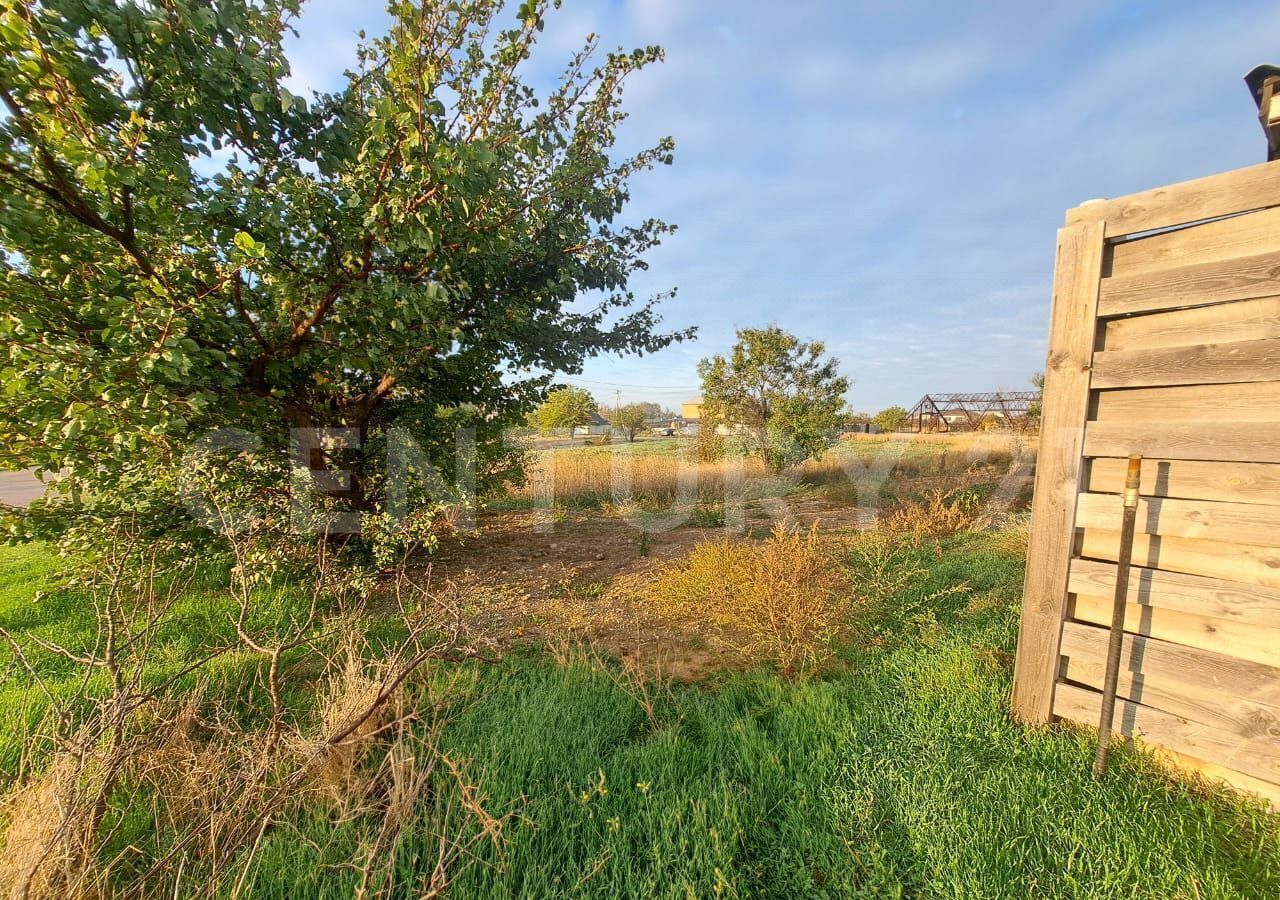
[872,406,908,433]
[0,0,689,553]
[608,403,649,442]
[532,387,597,432]
[697,326,849,470]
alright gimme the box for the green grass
[1,537,1277,898]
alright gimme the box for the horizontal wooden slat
[1090,339,1280,389]
[1099,296,1280,353]
[1067,158,1280,238]
[1108,206,1280,278]
[1068,558,1280,627]
[1054,682,1280,786]
[1076,492,1280,547]
[1061,624,1280,744]
[1149,745,1280,809]
[1084,421,1280,464]
[1085,457,1280,505]
[1061,620,1280,713]
[1071,592,1280,669]
[1097,249,1280,318]
[1091,382,1280,424]
[1079,528,1280,589]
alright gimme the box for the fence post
[1011,218,1106,723]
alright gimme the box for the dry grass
[0,755,88,900]
[649,525,852,677]
[0,632,506,900]
[514,450,767,507]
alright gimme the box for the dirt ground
[418,496,875,680]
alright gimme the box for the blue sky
[283,0,1279,412]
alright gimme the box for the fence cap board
[1065,159,1280,239]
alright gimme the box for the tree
[608,404,649,442]
[872,406,908,433]
[634,401,669,421]
[697,326,849,470]
[1025,372,1045,429]
[0,1,690,555]
[533,388,597,433]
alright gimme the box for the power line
[557,376,700,390]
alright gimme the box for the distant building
[572,409,612,437]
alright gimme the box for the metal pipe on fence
[1094,454,1143,778]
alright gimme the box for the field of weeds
[0,435,1276,898]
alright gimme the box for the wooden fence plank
[1061,620,1280,713]
[1097,249,1280,318]
[1079,529,1280,589]
[1084,421,1280,464]
[1012,221,1106,723]
[1085,457,1280,506]
[1054,683,1280,785]
[1061,646,1280,742]
[1107,205,1280,278]
[1091,382,1280,423]
[1090,338,1280,389]
[1099,296,1280,353]
[1066,159,1280,238]
[1071,592,1280,669]
[1148,745,1280,809]
[1076,492,1280,547]
[1068,558,1280,627]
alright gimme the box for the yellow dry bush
[882,489,981,540]
[651,525,851,677]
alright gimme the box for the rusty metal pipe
[1094,454,1143,778]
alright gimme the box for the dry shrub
[651,525,851,677]
[882,488,981,540]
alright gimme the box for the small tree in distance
[533,388,598,433]
[872,406,908,433]
[609,404,650,442]
[698,326,849,471]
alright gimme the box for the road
[0,470,45,508]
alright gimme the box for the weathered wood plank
[1085,457,1280,505]
[1079,528,1280,589]
[1107,205,1280,278]
[1097,249,1280,318]
[1099,296,1280,352]
[1091,382,1280,423]
[1054,682,1280,785]
[1071,592,1280,669]
[1061,620,1280,714]
[1076,492,1280,547]
[1150,744,1280,809]
[1012,221,1106,723]
[1084,421,1280,464]
[1090,338,1280,389]
[1067,158,1280,238]
[1068,558,1280,627]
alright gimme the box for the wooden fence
[1012,159,1280,806]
